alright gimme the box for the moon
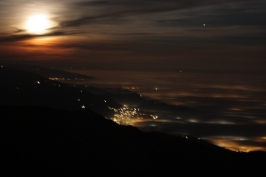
[25,15,50,34]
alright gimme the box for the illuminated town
[108,105,159,126]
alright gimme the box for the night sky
[0,0,265,71]
[1,0,266,152]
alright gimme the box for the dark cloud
[156,0,266,28]
[75,0,252,10]
[13,28,26,33]
[0,31,78,42]
[58,0,255,28]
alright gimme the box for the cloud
[58,0,255,28]
[156,0,266,28]
[1,0,264,42]
[0,31,78,43]
[75,0,252,11]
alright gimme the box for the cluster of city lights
[49,77,85,81]
[108,105,140,125]
[150,114,158,120]
[108,105,159,125]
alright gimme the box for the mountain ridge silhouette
[2,105,266,176]
[1,65,266,176]
[0,65,120,117]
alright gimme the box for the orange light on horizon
[207,137,266,152]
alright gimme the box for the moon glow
[25,15,50,34]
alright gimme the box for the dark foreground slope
[2,105,265,177]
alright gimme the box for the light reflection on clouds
[253,119,266,124]
[206,137,266,152]
[205,120,235,125]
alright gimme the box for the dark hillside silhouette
[2,63,94,80]
[1,105,266,176]
[0,65,204,122]
[0,66,120,117]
